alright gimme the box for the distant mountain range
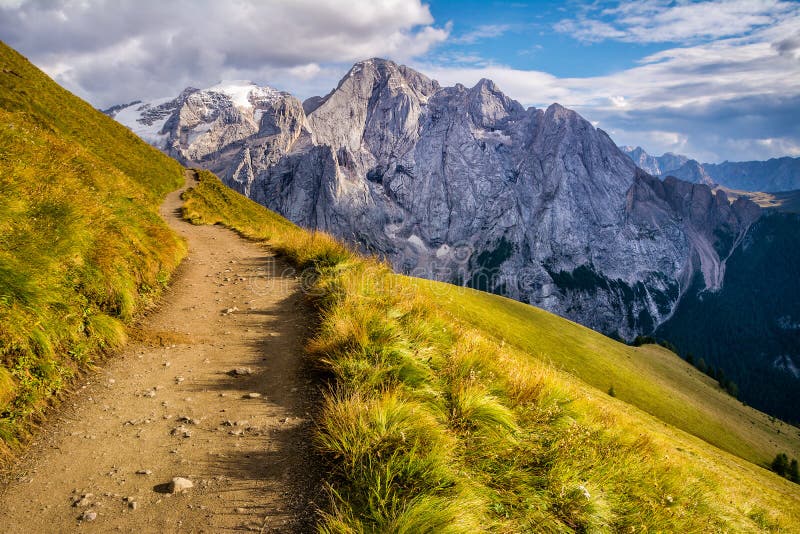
[622,146,800,193]
[107,58,799,422]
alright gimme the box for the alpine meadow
[2,0,800,532]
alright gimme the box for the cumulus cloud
[0,0,449,107]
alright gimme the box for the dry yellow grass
[183,171,800,532]
[0,42,186,456]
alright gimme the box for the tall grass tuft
[182,170,800,532]
[0,42,186,458]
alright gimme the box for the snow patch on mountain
[113,99,173,148]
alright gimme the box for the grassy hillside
[183,171,800,532]
[0,42,186,454]
[419,280,800,465]
[4,36,798,531]
[718,186,800,213]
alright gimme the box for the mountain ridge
[4,39,800,531]
[109,58,759,341]
[622,145,800,192]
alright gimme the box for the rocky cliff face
[627,172,760,291]
[109,59,760,339]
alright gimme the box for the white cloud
[417,7,800,162]
[452,24,512,44]
[553,18,626,42]
[288,63,322,81]
[609,95,628,108]
[556,0,798,44]
[0,0,449,106]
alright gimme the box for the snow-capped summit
[107,59,759,340]
[105,81,303,166]
[206,80,282,110]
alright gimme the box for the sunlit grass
[7,35,797,531]
[0,43,186,456]
[183,171,800,532]
[415,280,800,466]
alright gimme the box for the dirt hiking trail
[0,171,320,532]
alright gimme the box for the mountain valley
[109,59,762,341]
[108,59,800,423]
[3,35,800,532]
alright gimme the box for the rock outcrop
[109,59,761,339]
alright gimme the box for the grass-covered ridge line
[0,42,186,454]
[183,171,800,532]
[421,281,800,466]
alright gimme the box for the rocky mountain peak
[466,78,525,127]
[622,145,691,176]
[330,57,439,102]
[665,159,714,186]
[109,58,764,340]
[544,102,574,120]
[307,59,438,154]
[538,103,603,147]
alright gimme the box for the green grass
[183,171,800,532]
[0,42,186,455]
[416,281,800,466]
[4,36,797,531]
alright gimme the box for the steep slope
[627,173,760,292]
[657,212,800,423]
[111,59,758,341]
[0,42,186,453]
[0,171,318,532]
[182,171,800,532]
[623,146,800,422]
[416,276,800,464]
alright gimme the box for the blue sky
[425,1,669,77]
[1,0,799,162]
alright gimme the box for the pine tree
[789,459,799,483]
[717,367,727,389]
[696,358,707,374]
[772,453,789,476]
